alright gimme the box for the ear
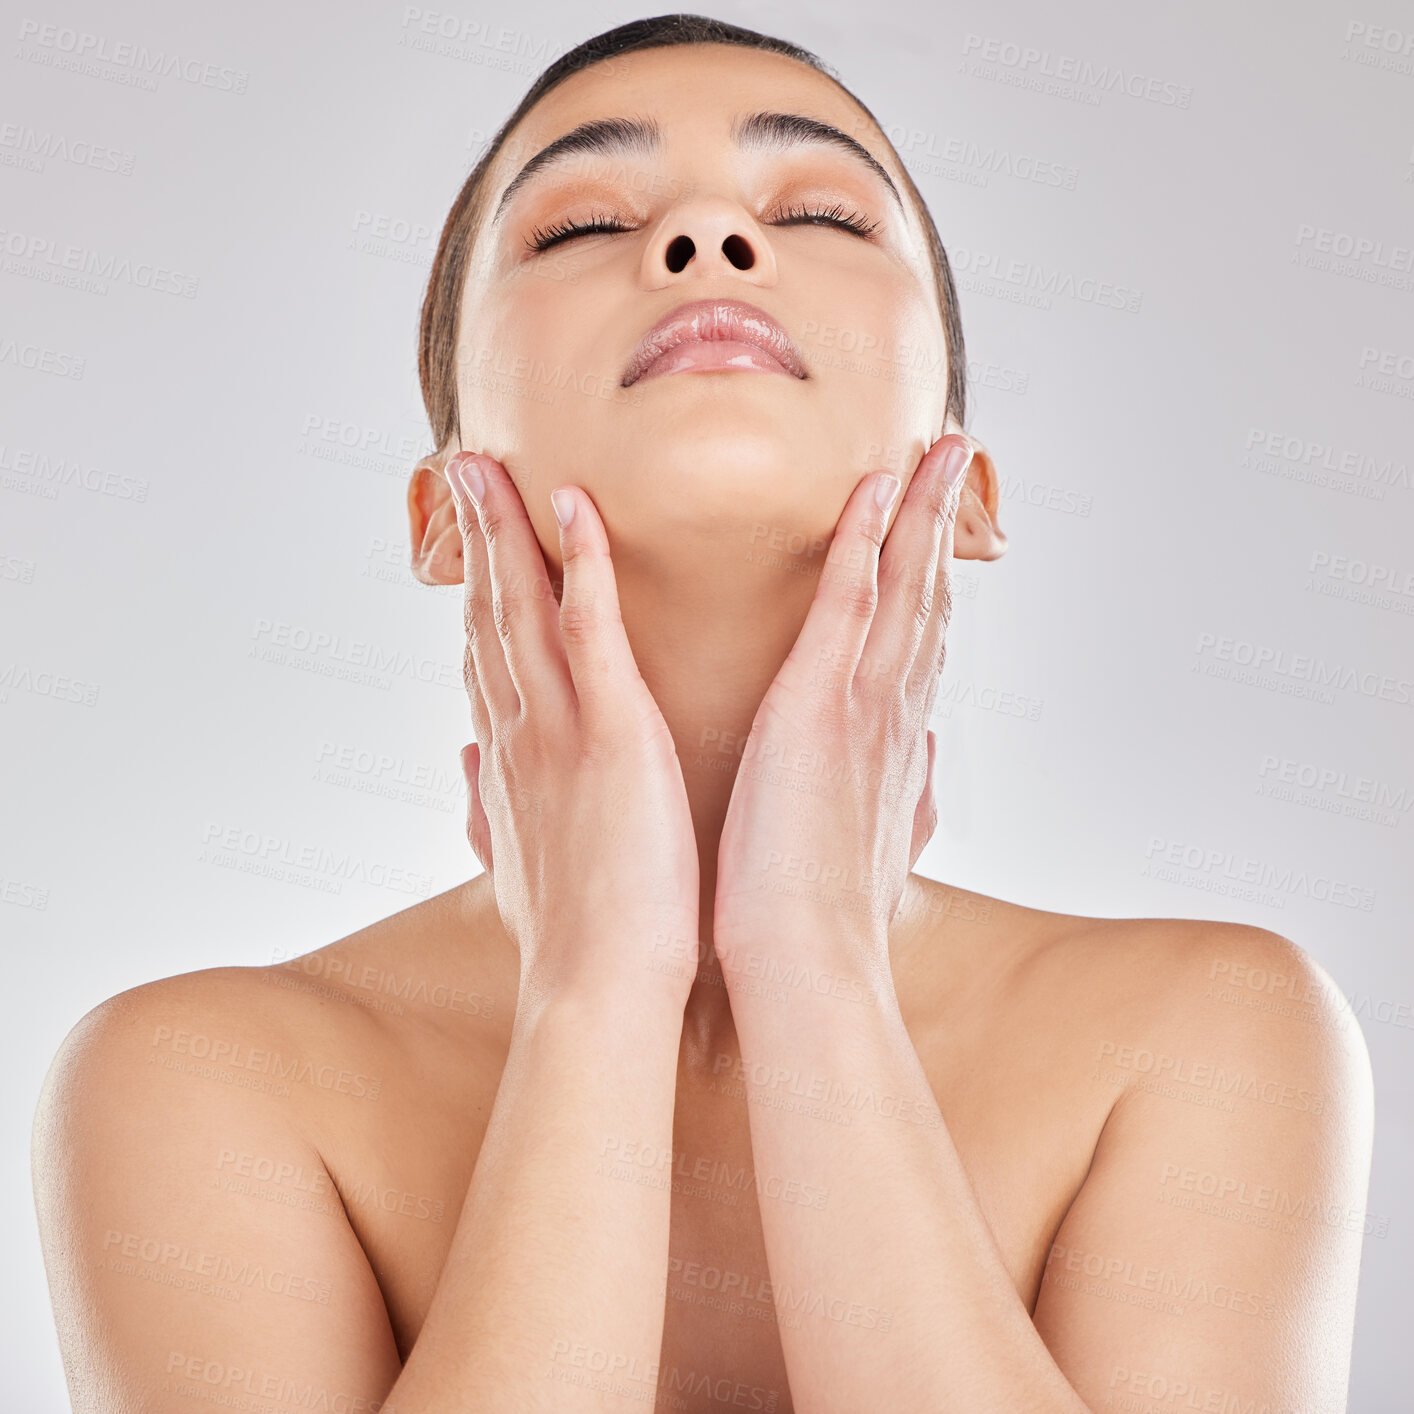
[948,435,1008,563]
[407,445,464,586]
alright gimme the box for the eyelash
[525,214,631,252]
[771,201,880,239]
[524,201,880,253]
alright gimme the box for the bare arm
[34,450,701,1410]
[711,445,1373,1410]
[394,983,684,1410]
[33,973,684,1414]
[724,927,1373,1414]
[1032,930,1373,1412]
[398,448,703,1408]
[726,943,1091,1414]
[32,981,404,1414]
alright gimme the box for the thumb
[461,742,493,875]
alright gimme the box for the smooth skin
[33,39,1373,1414]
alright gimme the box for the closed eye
[767,202,881,239]
[524,200,881,255]
[525,214,633,252]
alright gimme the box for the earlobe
[407,456,465,586]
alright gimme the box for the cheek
[453,283,620,562]
[809,273,948,479]
[457,263,628,449]
[454,285,574,458]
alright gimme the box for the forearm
[727,947,1088,1414]
[391,984,683,1413]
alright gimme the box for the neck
[610,526,918,1066]
[455,522,932,1065]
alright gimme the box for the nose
[637,195,778,289]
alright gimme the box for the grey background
[2,0,1410,1405]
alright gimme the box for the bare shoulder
[35,891,410,1119]
[31,969,411,1408]
[30,958,387,1261]
[28,884,516,1406]
[1001,906,1376,1409]
[917,871,1372,1055]
[36,960,378,1133]
[35,879,514,1166]
[907,875,1373,1128]
[1048,910,1374,1099]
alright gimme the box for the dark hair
[417,13,967,453]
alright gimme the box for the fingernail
[459,456,485,508]
[551,488,576,529]
[873,473,900,512]
[940,442,972,490]
[447,452,483,509]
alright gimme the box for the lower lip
[636,339,793,382]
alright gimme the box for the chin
[599,440,857,558]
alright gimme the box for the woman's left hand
[713,434,973,981]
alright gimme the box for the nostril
[722,234,754,270]
[665,234,694,273]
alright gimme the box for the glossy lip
[621,298,809,388]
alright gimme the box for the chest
[331,1013,1107,1412]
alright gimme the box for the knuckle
[837,574,878,620]
[476,505,504,543]
[465,617,494,662]
[463,584,491,634]
[825,556,879,618]
[488,732,521,784]
[558,602,600,646]
[491,591,517,641]
[934,572,955,628]
[560,535,603,571]
[911,580,934,634]
[930,479,955,529]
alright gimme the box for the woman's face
[453,43,952,566]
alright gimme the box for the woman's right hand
[445,450,701,1013]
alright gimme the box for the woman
[33,15,1373,1413]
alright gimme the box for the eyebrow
[490,110,904,225]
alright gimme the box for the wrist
[716,926,898,1013]
[514,969,687,1038]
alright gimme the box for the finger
[907,728,939,871]
[447,453,519,724]
[549,484,653,733]
[866,437,971,702]
[452,453,574,715]
[461,742,493,874]
[464,644,492,768]
[906,450,969,710]
[783,469,898,694]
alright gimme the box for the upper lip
[621,298,809,387]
